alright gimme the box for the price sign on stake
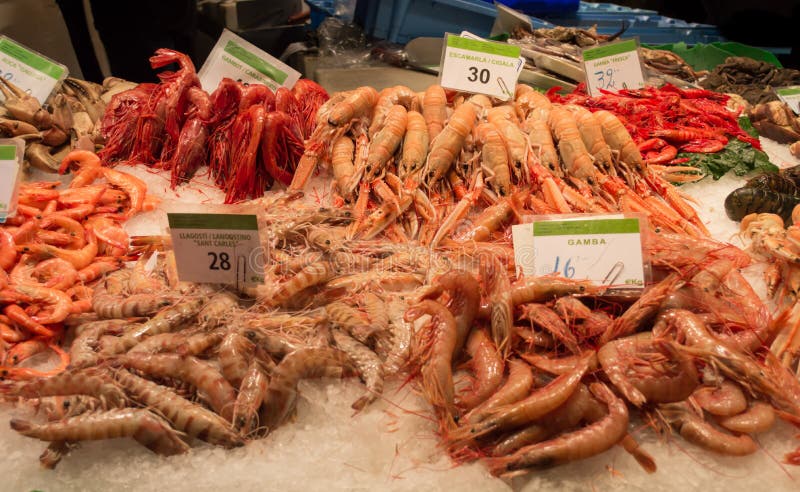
[511,216,645,290]
[439,33,521,100]
[198,29,301,92]
[0,139,23,224]
[582,39,645,97]
[0,36,68,104]
[168,213,264,288]
[776,86,800,114]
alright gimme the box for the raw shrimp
[102,297,204,354]
[548,106,597,184]
[399,110,429,178]
[405,299,459,429]
[475,122,512,196]
[527,119,561,176]
[218,332,255,388]
[598,334,698,406]
[332,328,384,411]
[717,402,776,434]
[259,347,354,435]
[261,261,336,307]
[520,303,580,354]
[233,357,270,435]
[490,384,598,457]
[368,85,418,137]
[325,301,379,344]
[457,328,503,411]
[449,352,593,443]
[593,110,645,173]
[422,84,447,142]
[92,292,170,319]
[101,168,147,217]
[0,230,15,271]
[115,353,237,422]
[30,258,79,290]
[486,382,629,476]
[197,290,239,327]
[12,283,72,325]
[422,102,476,187]
[510,275,600,306]
[456,197,516,243]
[692,381,748,417]
[114,369,243,448]
[2,368,126,408]
[516,84,552,123]
[382,297,413,375]
[175,326,228,356]
[26,395,104,421]
[661,402,757,456]
[463,359,534,425]
[481,254,514,357]
[328,86,379,126]
[10,408,189,456]
[331,135,356,197]
[487,106,529,180]
[420,270,481,357]
[69,319,130,368]
[364,104,407,181]
[565,104,614,174]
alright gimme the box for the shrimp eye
[428,171,435,178]
[366,165,371,172]
[63,400,71,409]
[343,211,351,217]
[245,330,256,339]
[515,162,521,168]
[325,240,331,245]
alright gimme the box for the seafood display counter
[2,33,800,492]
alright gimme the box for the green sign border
[0,145,16,161]
[0,38,65,80]
[168,213,258,230]
[223,41,287,84]
[446,33,520,58]
[777,86,800,96]
[582,39,638,62]
[533,218,640,236]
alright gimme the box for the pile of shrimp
[233,192,800,475]
[0,149,157,380]
[287,83,710,244]
[397,231,800,476]
[2,244,416,468]
[550,82,761,178]
[738,204,800,375]
[96,48,329,202]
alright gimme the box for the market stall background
[3,1,800,491]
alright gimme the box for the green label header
[777,86,800,96]
[0,145,16,161]
[582,39,637,62]
[224,41,287,84]
[168,213,258,230]
[533,218,640,236]
[0,38,65,79]
[446,34,520,58]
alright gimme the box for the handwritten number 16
[553,256,575,278]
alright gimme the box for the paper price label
[0,139,23,223]
[440,33,522,100]
[168,213,265,288]
[582,39,645,97]
[511,216,645,290]
[0,36,67,104]
[776,86,800,114]
[198,29,301,92]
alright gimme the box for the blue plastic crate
[307,0,335,29]
[355,0,727,46]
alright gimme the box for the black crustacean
[725,165,800,224]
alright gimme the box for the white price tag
[0,139,23,223]
[776,86,800,114]
[582,39,645,97]
[168,213,265,288]
[511,216,645,290]
[439,33,522,100]
[0,36,68,104]
[198,29,301,92]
